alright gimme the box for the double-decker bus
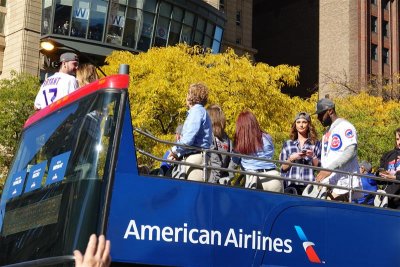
[0,65,399,266]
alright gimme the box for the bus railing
[134,127,400,205]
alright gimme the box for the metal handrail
[134,127,399,204]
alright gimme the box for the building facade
[0,0,5,75]
[220,0,256,57]
[0,0,226,78]
[319,0,400,98]
[0,0,255,79]
[253,0,400,98]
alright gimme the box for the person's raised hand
[74,234,111,267]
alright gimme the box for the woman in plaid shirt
[279,112,321,195]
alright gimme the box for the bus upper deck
[0,69,399,266]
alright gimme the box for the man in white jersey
[34,52,79,110]
[314,98,361,200]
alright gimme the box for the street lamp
[40,38,107,77]
[40,41,55,51]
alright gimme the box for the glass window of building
[371,44,378,61]
[106,1,127,45]
[383,21,389,37]
[203,35,211,48]
[172,6,183,22]
[168,20,181,46]
[144,0,157,12]
[0,12,5,34]
[167,6,183,46]
[181,11,195,44]
[205,22,213,37]
[138,12,155,51]
[183,10,194,25]
[211,25,223,53]
[41,0,225,54]
[370,0,377,5]
[193,17,205,45]
[193,30,203,45]
[202,21,214,49]
[159,1,172,17]
[236,11,241,26]
[42,0,52,34]
[88,0,108,41]
[371,16,377,33]
[154,16,170,47]
[71,0,89,38]
[154,2,172,47]
[383,48,389,64]
[54,0,73,35]
[122,7,142,48]
[0,0,5,7]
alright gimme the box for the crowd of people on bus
[31,60,399,263]
[154,82,400,207]
[33,58,399,207]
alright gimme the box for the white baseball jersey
[321,118,361,194]
[34,72,78,109]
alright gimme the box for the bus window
[0,90,122,265]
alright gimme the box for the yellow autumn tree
[333,93,400,165]
[102,44,400,169]
[103,45,302,166]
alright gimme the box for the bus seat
[302,184,329,199]
[284,186,298,195]
[374,189,388,208]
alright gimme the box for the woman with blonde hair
[168,83,213,181]
[233,111,282,192]
[279,112,321,195]
[76,63,99,87]
[207,104,233,184]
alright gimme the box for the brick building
[319,0,400,98]
[219,0,256,57]
[254,0,400,98]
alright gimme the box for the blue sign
[45,151,71,186]
[7,170,27,200]
[25,161,47,193]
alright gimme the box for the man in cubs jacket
[314,98,361,201]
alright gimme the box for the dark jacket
[378,148,400,208]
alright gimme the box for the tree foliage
[0,46,399,194]
[103,45,300,166]
[103,45,400,170]
[0,71,39,192]
[333,93,400,165]
[320,70,400,101]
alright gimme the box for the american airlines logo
[294,226,322,264]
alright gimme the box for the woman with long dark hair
[234,111,282,192]
[207,104,233,184]
[279,112,321,195]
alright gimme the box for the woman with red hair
[234,111,282,192]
